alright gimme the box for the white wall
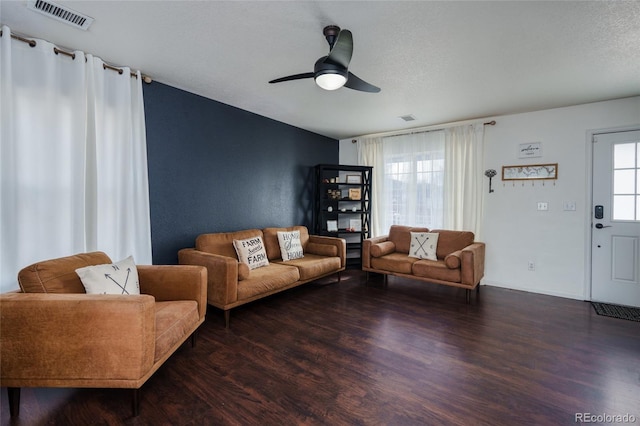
[340,138,358,165]
[340,96,640,300]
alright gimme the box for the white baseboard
[481,280,585,301]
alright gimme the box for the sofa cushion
[233,236,269,270]
[196,229,263,259]
[412,260,461,283]
[370,241,395,258]
[306,242,338,257]
[154,300,200,363]
[370,252,420,274]
[430,230,475,259]
[18,251,112,294]
[277,230,304,261]
[237,263,300,300]
[408,232,439,261]
[275,254,341,281]
[75,256,140,295]
[444,251,462,269]
[263,226,310,260]
[388,225,429,254]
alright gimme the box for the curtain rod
[0,28,152,84]
[350,118,497,142]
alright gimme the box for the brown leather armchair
[0,252,207,417]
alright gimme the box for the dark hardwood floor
[2,270,639,425]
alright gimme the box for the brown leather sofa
[362,225,485,302]
[0,252,207,417]
[179,225,345,327]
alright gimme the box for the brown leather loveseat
[363,225,485,302]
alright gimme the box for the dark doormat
[591,302,640,322]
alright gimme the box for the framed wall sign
[502,163,558,180]
[348,188,361,200]
[518,142,542,158]
[346,174,362,184]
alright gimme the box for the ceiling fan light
[315,72,347,90]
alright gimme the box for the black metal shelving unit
[314,164,372,268]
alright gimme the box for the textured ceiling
[1,1,639,139]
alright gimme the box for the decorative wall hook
[484,169,497,193]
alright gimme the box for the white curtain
[0,26,152,293]
[444,123,485,238]
[358,131,445,236]
[357,124,485,239]
[357,137,384,236]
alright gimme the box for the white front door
[591,129,640,307]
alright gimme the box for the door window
[613,142,640,220]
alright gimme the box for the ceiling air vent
[399,114,416,122]
[27,0,94,30]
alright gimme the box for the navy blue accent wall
[144,82,338,265]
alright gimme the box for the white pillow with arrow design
[75,256,140,295]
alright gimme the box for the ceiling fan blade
[345,72,380,93]
[325,29,353,69]
[269,72,315,84]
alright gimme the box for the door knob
[595,223,612,229]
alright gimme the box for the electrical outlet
[528,261,535,271]
[537,202,548,211]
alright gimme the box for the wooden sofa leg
[466,289,471,304]
[8,387,20,417]
[337,271,341,283]
[190,330,198,348]
[132,388,140,417]
[224,310,231,329]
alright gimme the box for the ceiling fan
[269,25,380,93]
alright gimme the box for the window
[613,142,640,220]
[359,124,484,237]
[382,131,445,230]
